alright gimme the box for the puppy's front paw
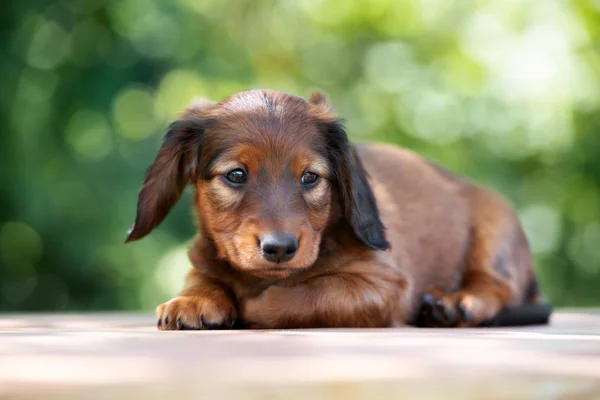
[156,293,237,331]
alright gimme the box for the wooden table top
[1,310,599,399]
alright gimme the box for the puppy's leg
[419,190,530,327]
[241,264,408,329]
[156,268,237,330]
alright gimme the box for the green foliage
[2,0,600,310]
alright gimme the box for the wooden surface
[1,310,600,399]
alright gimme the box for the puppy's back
[356,144,517,295]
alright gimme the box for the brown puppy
[126,89,551,330]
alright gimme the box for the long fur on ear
[320,119,390,250]
[125,117,213,242]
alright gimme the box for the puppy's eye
[301,171,319,186]
[224,169,248,185]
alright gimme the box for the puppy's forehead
[215,90,319,139]
[219,90,306,115]
[202,90,330,175]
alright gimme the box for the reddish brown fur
[127,89,547,330]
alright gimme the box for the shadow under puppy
[126,89,551,330]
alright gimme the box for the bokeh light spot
[112,86,157,141]
[153,245,192,298]
[154,70,208,123]
[62,0,107,14]
[109,0,181,59]
[297,0,355,27]
[410,89,466,144]
[0,222,43,266]
[176,0,220,14]
[17,68,59,103]
[26,18,69,70]
[567,222,600,275]
[364,42,415,93]
[520,204,562,255]
[130,15,181,59]
[68,19,113,66]
[65,109,113,160]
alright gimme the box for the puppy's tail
[479,301,552,327]
[480,277,552,327]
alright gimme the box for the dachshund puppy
[126,89,551,330]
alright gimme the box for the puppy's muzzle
[260,232,298,263]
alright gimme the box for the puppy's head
[126,90,388,279]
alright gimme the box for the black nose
[260,232,298,263]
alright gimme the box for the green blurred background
[1,0,600,312]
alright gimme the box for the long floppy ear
[320,118,390,250]
[125,115,213,243]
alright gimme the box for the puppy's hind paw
[415,291,473,328]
